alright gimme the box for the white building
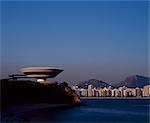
[143,85,150,97]
[72,85,78,90]
[80,88,88,97]
[98,88,103,97]
[88,84,93,89]
[112,89,118,97]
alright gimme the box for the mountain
[114,75,150,88]
[76,79,111,88]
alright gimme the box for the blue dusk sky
[1,1,149,84]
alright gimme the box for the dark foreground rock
[1,79,80,108]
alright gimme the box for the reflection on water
[81,107,148,116]
[3,99,150,122]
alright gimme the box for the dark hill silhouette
[76,79,112,88]
[1,79,80,107]
[114,75,150,88]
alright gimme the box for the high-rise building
[88,89,93,97]
[80,88,88,97]
[132,89,136,97]
[93,88,97,97]
[76,89,81,96]
[102,88,108,97]
[98,89,103,97]
[88,84,93,97]
[116,90,121,97]
[143,85,150,97]
[118,87,125,97]
[72,85,78,90]
[112,89,118,97]
[88,85,93,89]
[107,86,112,97]
[95,90,99,97]
[125,88,133,97]
[135,87,142,97]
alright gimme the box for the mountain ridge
[114,75,150,88]
[76,75,150,88]
[76,79,112,88]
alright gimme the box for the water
[3,99,150,122]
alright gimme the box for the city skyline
[1,1,149,83]
[72,84,150,97]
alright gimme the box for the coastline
[80,97,150,99]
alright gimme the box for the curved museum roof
[19,67,63,78]
[20,67,63,72]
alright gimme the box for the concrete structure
[112,89,118,97]
[72,85,79,90]
[9,67,63,82]
[143,85,150,97]
[135,87,142,97]
[88,89,93,97]
[73,84,150,98]
[81,88,88,97]
[87,84,93,97]
[88,85,93,89]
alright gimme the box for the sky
[1,1,149,84]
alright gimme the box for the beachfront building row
[72,85,150,97]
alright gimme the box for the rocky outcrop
[1,79,80,107]
[59,82,80,105]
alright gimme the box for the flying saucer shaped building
[20,67,63,78]
[9,67,63,82]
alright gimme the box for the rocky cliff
[1,79,80,107]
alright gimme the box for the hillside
[114,75,150,88]
[1,79,80,107]
[76,79,112,88]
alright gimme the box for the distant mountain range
[114,75,150,88]
[76,79,111,89]
[76,75,150,88]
